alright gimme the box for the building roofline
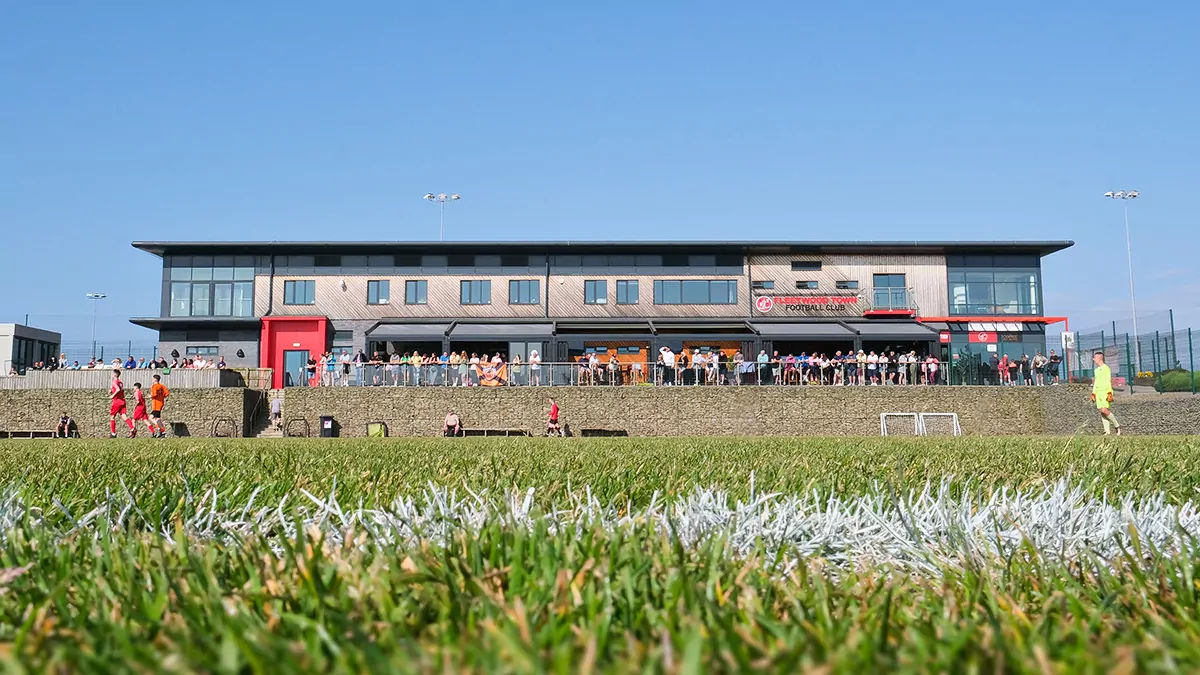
[132,240,1075,258]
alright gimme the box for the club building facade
[130,240,1072,388]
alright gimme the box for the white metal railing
[280,359,1027,388]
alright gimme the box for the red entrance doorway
[261,316,329,389]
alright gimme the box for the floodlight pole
[424,193,461,241]
[1105,191,1141,369]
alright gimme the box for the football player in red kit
[109,369,135,438]
[130,382,155,437]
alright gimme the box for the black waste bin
[319,416,338,438]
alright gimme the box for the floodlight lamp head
[1127,190,1139,199]
[423,193,435,200]
[1103,191,1115,198]
[450,193,460,200]
[437,193,447,200]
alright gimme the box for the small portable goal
[880,413,921,437]
[918,412,962,437]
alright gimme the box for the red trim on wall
[862,309,916,317]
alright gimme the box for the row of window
[751,280,861,291]
[264,253,745,270]
[170,282,255,318]
[280,279,740,307]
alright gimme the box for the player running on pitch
[130,383,155,437]
[1091,352,1122,435]
[109,369,135,438]
[149,374,170,438]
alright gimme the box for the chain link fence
[1067,310,1197,394]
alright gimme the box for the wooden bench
[461,429,532,437]
[0,430,62,439]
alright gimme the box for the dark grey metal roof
[129,317,260,331]
[132,240,1074,258]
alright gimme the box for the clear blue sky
[3,2,1197,350]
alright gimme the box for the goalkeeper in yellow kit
[1091,352,1122,435]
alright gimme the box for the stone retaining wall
[4,386,1195,438]
[0,389,262,437]
[278,385,1200,437]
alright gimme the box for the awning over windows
[366,323,451,340]
[851,322,940,340]
[750,323,856,338]
[450,323,554,339]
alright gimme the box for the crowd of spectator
[9,353,229,376]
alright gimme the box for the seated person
[54,412,76,438]
[443,410,463,437]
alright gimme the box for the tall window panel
[584,280,607,305]
[460,280,492,305]
[616,280,639,305]
[165,257,256,317]
[508,280,540,305]
[284,280,315,305]
[367,280,390,305]
[405,280,428,305]
[872,274,907,310]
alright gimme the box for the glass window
[367,255,394,267]
[635,255,662,266]
[873,273,906,288]
[405,280,428,305]
[796,281,818,290]
[285,255,314,268]
[663,254,689,267]
[213,267,234,281]
[170,283,191,317]
[584,280,607,304]
[609,255,636,267]
[185,346,220,357]
[332,330,353,343]
[191,267,213,281]
[751,280,775,290]
[582,255,607,267]
[192,256,213,268]
[501,254,529,267]
[715,254,743,267]
[616,280,639,304]
[395,254,421,267]
[791,261,822,271]
[508,280,540,305]
[170,267,192,281]
[191,283,211,316]
[653,280,737,304]
[422,255,448,267]
[213,283,233,316]
[342,255,368,268]
[690,255,716,266]
[367,280,390,305]
[476,255,502,267]
[448,254,474,267]
[233,267,254,281]
[554,255,582,267]
[233,282,254,317]
[948,266,1041,315]
[460,280,491,305]
[314,255,341,268]
[681,280,709,303]
[836,280,859,290]
[170,256,192,268]
[284,280,315,305]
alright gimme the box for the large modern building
[130,240,1072,387]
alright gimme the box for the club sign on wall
[754,294,860,315]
